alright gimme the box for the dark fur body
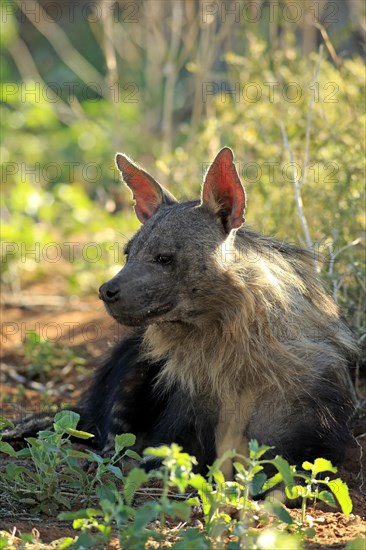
[3,148,357,478]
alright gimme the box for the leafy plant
[187,441,297,546]
[0,411,93,514]
[0,414,357,548]
[286,457,353,524]
[23,331,86,381]
[60,443,206,549]
[0,411,138,514]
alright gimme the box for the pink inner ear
[202,148,246,230]
[116,154,162,223]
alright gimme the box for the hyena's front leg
[216,390,256,480]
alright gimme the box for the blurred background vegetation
[1,0,365,337]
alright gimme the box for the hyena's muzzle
[99,261,177,326]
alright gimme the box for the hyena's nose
[99,282,120,303]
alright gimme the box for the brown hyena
[93,147,357,477]
[3,148,357,481]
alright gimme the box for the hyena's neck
[142,311,304,402]
[143,322,244,401]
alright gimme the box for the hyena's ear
[201,147,246,233]
[116,154,177,223]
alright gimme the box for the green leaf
[5,463,26,479]
[251,471,267,495]
[53,410,80,431]
[171,527,211,549]
[70,532,97,548]
[96,483,118,503]
[65,428,94,440]
[317,490,337,508]
[257,528,304,549]
[186,496,201,506]
[23,437,39,447]
[263,499,294,525]
[0,440,16,456]
[86,451,104,463]
[207,451,237,482]
[268,455,294,487]
[124,449,142,461]
[248,439,272,459]
[106,463,124,480]
[212,468,225,486]
[189,473,211,495]
[124,468,148,505]
[248,439,260,453]
[233,461,246,474]
[16,447,32,458]
[251,464,264,475]
[210,514,232,539]
[37,430,56,439]
[285,484,307,499]
[328,478,352,514]
[261,471,283,493]
[65,449,91,459]
[58,538,76,550]
[54,493,72,509]
[144,444,173,458]
[224,481,242,503]
[302,458,337,475]
[114,433,136,453]
[59,508,103,521]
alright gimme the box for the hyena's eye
[155,254,173,265]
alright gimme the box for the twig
[327,238,362,301]
[279,122,315,260]
[314,22,342,68]
[279,46,327,271]
[301,45,323,188]
[328,238,361,277]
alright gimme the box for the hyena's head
[99,148,246,326]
